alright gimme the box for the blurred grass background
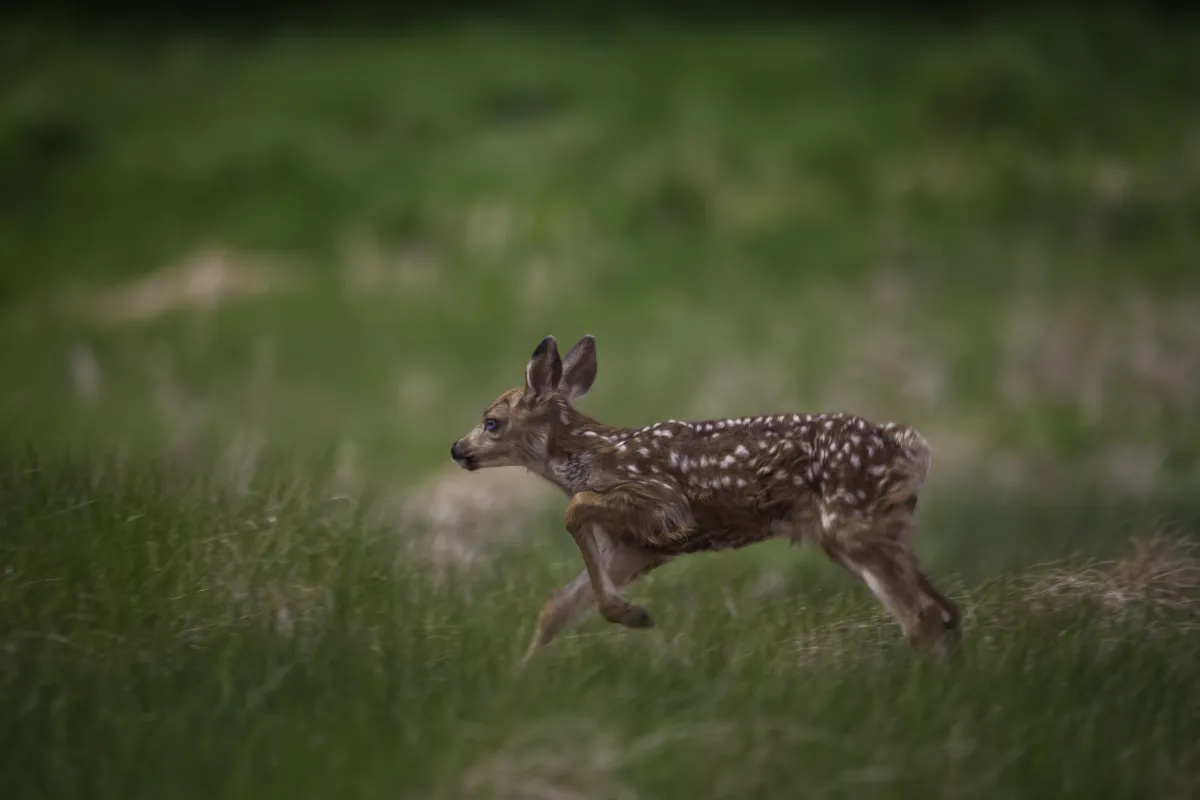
[2,4,1199,798]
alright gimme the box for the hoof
[601,601,655,629]
[914,606,961,659]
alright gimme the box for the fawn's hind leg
[879,501,962,642]
[821,507,959,652]
[520,543,667,665]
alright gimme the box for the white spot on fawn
[720,454,737,468]
[820,507,839,529]
[639,447,651,457]
[734,444,749,457]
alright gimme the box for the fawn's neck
[530,404,629,495]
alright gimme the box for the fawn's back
[576,411,931,555]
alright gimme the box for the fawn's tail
[884,423,932,492]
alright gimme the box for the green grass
[2,10,1200,798]
[3,450,1198,798]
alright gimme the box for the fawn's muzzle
[450,440,477,470]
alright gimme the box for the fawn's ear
[524,335,562,399]
[560,335,597,401]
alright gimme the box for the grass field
[2,10,1200,798]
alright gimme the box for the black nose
[450,441,463,460]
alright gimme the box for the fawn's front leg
[520,543,667,665]
[571,521,656,628]
[563,489,682,631]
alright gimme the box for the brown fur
[451,335,962,664]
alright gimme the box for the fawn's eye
[483,417,502,433]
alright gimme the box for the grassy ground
[2,11,1200,798]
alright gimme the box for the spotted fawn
[451,335,961,664]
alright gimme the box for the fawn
[450,335,961,664]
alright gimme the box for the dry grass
[1017,530,1200,629]
[340,231,442,294]
[395,465,561,573]
[999,290,1200,425]
[85,247,291,324]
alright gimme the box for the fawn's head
[451,334,598,471]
